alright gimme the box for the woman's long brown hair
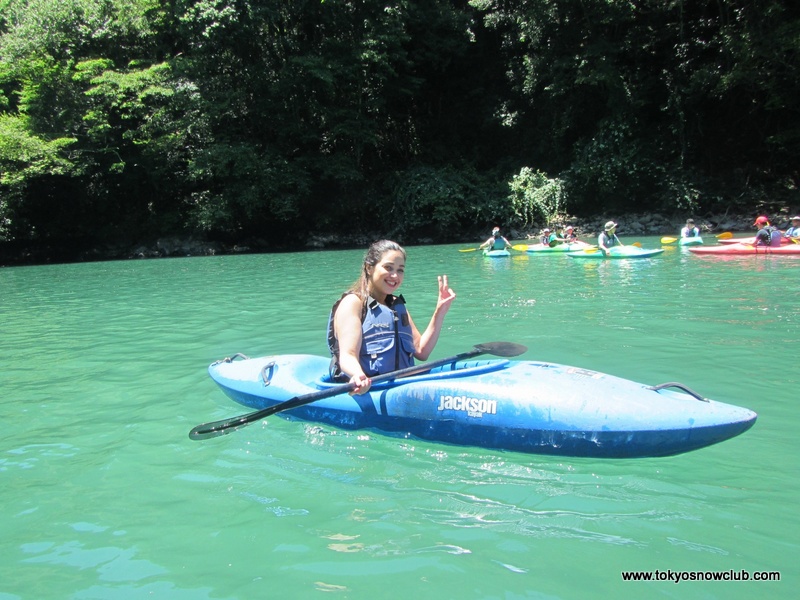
[347,239,406,302]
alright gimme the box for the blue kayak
[207,354,756,458]
[679,237,704,246]
[483,249,510,258]
[567,246,664,259]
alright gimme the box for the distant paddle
[511,244,530,251]
[459,247,480,253]
[716,232,733,239]
[661,237,677,244]
[189,341,528,441]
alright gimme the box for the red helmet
[753,216,769,226]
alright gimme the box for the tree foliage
[0,0,798,253]
[508,167,565,227]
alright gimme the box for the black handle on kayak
[647,382,709,402]
[188,341,527,441]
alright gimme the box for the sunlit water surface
[1,239,797,599]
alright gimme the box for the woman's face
[367,250,405,299]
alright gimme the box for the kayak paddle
[511,244,530,251]
[189,341,528,441]
[716,232,733,239]
[459,247,480,253]
[661,237,677,244]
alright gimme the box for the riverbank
[1,210,796,267]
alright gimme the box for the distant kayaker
[540,227,552,245]
[327,239,456,395]
[681,219,701,238]
[784,215,800,240]
[598,221,624,256]
[753,216,782,247]
[549,225,569,246]
[479,226,512,251]
[563,225,578,242]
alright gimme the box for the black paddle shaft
[188,341,527,441]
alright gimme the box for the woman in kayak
[681,218,701,238]
[479,226,512,251]
[327,239,457,395]
[598,221,624,256]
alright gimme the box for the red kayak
[689,242,800,256]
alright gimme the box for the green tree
[0,113,76,240]
[471,0,800,214]
[0,0,187,244]
[508,167,565,227]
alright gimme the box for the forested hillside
[1,0,798,260]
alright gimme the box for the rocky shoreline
[1,210,796,266]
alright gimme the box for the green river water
[1,238,797,599]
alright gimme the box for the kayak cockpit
[313,359,511,390]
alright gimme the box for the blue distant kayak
[483,249,510,258]
[208,354,757,458]
[567,246,664,259]
[679,237,704,246]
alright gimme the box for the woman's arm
[409,275,457,361]
[332,294,371,393]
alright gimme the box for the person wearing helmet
[479,226,512,251]
[540,227,553,245]
[753,216,781,247]
[784,215,800,240]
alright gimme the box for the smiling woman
[326,239,457,395]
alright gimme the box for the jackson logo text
[437,395,497,417]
